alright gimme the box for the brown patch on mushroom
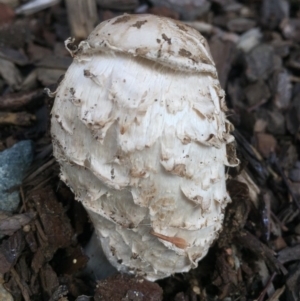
[226,142,239,166]
[112,15,131,25]
[83,69,95,78]
[120,126,126,135]
[176,23,188,32]
[130,169,147,178]
[192,195,204,204]
[170,164,186,177]
[179,48,192,58]
[181,136,192,144]
[206,134,221,148]
[225,121,234,133]
[219,94,228,111]
[157,212,166,221]
[110,246,116,256]
[135,48,149,56]
[56,118,71,134]
[111,167,115,180]
[52,137,64,154]
[84,158,91,168]
[156,39,161,43]
[127,222,135,229]
[193,108,206,119]
[162,33,171,45]
[150,231,189,249]
[138,185,157,207]
[157,49,162,58]
[190,252,203,263]
[131,253,139,259]
[198,55,211,65]
[154,198,175,210]
[132,20,148,29]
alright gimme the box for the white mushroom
[50,13,239,281]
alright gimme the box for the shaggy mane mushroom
[51,13,239,281]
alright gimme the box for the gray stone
[0,140,34,212]
[150,0,210,20]
[289,162,300,183]
[267,110,286,135]
[289,168,300,183]
[261,0,289,29]
[244,80,270,106]
[227,18,256,33]
[245,44,275,81]
[272,69,292,110]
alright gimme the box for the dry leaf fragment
[150,231,190,249]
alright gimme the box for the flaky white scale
[51,14,239,281]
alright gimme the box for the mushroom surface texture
[51,13,239,281]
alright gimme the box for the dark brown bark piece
[0,231,25,274]
[30,186,73,251]
[278,244,300,264]
[0,90,42,111]
[209,37,237,89]
[0,112,36,126]
[235,230,287,275]
[0,211,35,236]
[65,0,98,40]
[255,133,277,159]
[39,263,59,299]
[94,274,163,301]
[0,4,15,27]
[286,263,300,301]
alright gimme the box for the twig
[270,152,300,211]
[0,89,42,111]
[10,268,31,301]
[31,174,57,191]
[0,111,36,126]
[247,98,268,112]
[65,0,98,39]
[19,185,26,213]
[290,75,300,83]
[256,272,277,301]
[270,211,288,232]
[35,219,48,242]
[23,158,56,184]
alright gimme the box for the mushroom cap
[51,14,239,281]
[78,13,217,75]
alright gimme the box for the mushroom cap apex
[79,13,217,74]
